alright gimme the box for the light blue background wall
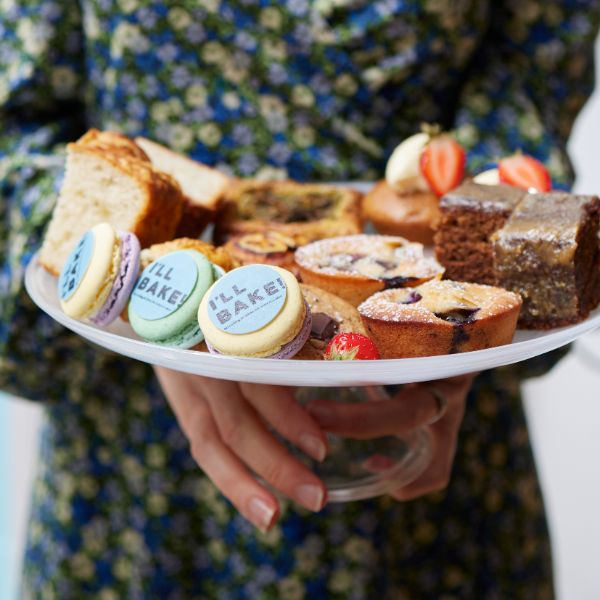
[0,392,17,600]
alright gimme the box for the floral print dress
[1,1,598,598]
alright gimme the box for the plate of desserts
[25,129,600,386]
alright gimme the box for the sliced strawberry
[498,154,552,192]
[419,136,466,196]
[324,333,380,361]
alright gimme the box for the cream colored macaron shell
[60,223,121,318]
[198,266,305,357]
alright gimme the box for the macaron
[198,264,312,358]
[128,250,220,348]
[58,222,141,325]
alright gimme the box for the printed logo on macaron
[207,265,288,334]
[130,251,199,320]
[59,230,95,301]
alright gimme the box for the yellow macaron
[198,265,312,358]
[59,222,122,319]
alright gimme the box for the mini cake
[129,250,221,348]
[223,231,303,275]
[140,237,235,273]
[295,234,444,306]
[362,180,441,245]
[40,130,184,275]
[198,265,312,359]
[58,223,140,325]
[358,280,522,358]
[434,181,526,285]
[295,284,369,360]
[491,192,600,328]
[363,130,465,244]
[135,137,230,238]
[214,180,362,244]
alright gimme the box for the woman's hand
[154,367,328,532]
[306,375,474,500]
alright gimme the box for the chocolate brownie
[434,182,526,285]
[491,192,600,328]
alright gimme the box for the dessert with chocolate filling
[214,180,362,243]
[358,279,522,358]
[295,234,444,306]
[223,231,304,275]
[434,182,526,285]
[491,192,600,328]
[295,284,370,359]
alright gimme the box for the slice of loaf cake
[434,182,525,285]
[40,130,184,275]
[135,137,230,238]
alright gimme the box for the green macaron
[128,250,218,348]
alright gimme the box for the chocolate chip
[311,312,340,341]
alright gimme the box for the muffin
[362,130,465,244]
[358,279,522,358]
[362,180,441,245]
[295,234,444,306]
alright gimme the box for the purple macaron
[90,231,141,325]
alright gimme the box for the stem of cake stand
[293,385,433,502]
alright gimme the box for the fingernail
[295,483,325,512]
[299,433,327,462]
[307,403,334,426]
[247,496,276,532]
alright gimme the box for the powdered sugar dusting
[358,280,521,323]
[295,234,444,280]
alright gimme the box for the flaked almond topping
[236,232,296,254]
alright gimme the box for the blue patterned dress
[1,1,598,598]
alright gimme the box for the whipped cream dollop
[385,132,431,193]
[473,168,500,185]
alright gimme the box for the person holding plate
[1,1,597,598]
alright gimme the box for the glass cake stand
[26,252,600,502]
[291,386,433,502]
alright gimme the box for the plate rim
[25,252,600,386]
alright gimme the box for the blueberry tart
[295,234,444,306]
[358,280,522,358]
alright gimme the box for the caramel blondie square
[491,192,600,328]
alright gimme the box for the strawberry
[324,333,381,361]
[498,153,552,192]
[419,135,466,196]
